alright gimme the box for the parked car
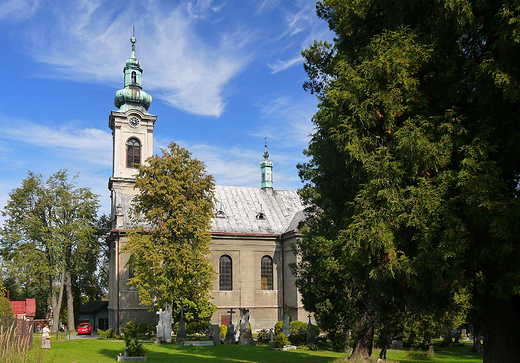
[77,323,92,335]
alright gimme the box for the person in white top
[41,324,51,349]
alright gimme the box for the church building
[107,37,308,332]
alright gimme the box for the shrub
[148,323,156,338]
[186,321,210,335]
[406,346,434,360]
[257,328,272,342]
[274,333,290,348]
[126,339,148,357]
[199,321,210,333]
[219,325,227,339]
[274,321,283,334]
[123,321,138,340]
[98,328,115,339]
[316,336,328,349]
[137,322,148,337]
[290,320,305,335]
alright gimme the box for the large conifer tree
[295,1,520,361]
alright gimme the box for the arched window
[131,71,137,83]
[261,256,273,290]
[219,255,232,291]
[126,138,141,168]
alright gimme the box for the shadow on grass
[100,343,346,363]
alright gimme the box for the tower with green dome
[108,34,157,189]
[107,34,159,331]
[260,140,273,189]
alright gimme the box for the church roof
[211,185,304,235]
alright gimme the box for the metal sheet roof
[211,186,304,235]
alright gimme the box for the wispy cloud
[0,0,40,21]
[14,1,253,118]
[2,118,112,168]
[267,55,303,73]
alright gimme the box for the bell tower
[108,35,157,229]
[107,34,159,332]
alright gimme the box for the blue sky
[0,0,332,218]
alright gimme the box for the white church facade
[107,37,308,332]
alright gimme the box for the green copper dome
[114,36,152,114]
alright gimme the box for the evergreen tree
[295,1,520,361]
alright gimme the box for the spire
[114,32,153,114]
[260,138,273,189]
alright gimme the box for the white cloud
[3,119,112,168]
[267,55,303,74]
[0,0,40,21]
[15,1,253,118]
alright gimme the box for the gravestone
[306,314,315,343]
[269,332,275,349]
[282,312,290,336]
[163,303,172,343]
[391,340,403,349]
[238,308,255,346]
[212,324,220,345]
[155,309,165,344]
[176,305,187,343]
[224,308,236,344]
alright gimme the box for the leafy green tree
[124,142,217,319]
[0,282,13,318]
[295,1,520,361]
[0,171,99,332]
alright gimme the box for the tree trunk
[50,267,66,333]
[472,325,482,353]
[441,329,452,347]
[65,268,75,332]
[483,295,520,363]
[350,310,375,359]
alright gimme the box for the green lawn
[27,336,483,363]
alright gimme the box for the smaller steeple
[260,137,273,189]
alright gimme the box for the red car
[77,323,92,335]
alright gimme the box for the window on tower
[126,138,141,168]
[131,71,137,83]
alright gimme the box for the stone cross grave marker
[306,313,315,343]
[224,308,236,344]
[176,305,187,342]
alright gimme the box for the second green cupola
[260,141,273,189]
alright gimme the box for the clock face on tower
[129,117,140,127]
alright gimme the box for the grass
[26,336,483,363]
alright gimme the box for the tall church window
[131,71,137,83]
[219,255,232,291]
[261,255,273,290]
[127,138,141,168]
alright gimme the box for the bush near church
[274,333,290,348]
[186,321,210,335]
[273,320,320,345]
[219,325,227,339]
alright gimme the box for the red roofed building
[10,299,36,317]
[9,299,36,345]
